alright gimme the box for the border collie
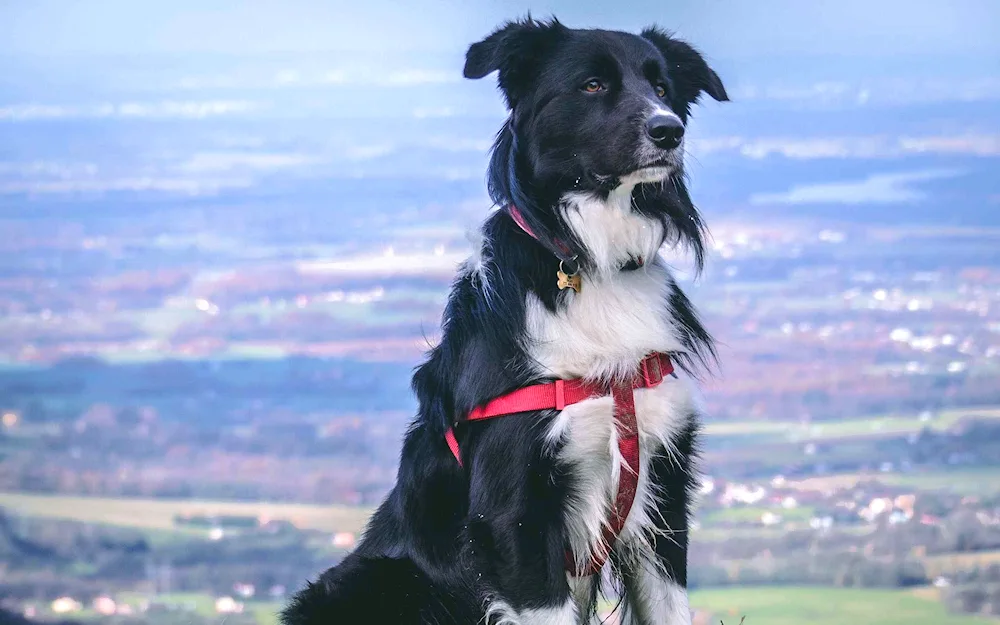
[283,17,728,625]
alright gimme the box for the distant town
[2,210,999,623]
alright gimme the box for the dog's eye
[582,79,606,93]
[655,83,667,98]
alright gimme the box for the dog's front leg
[465,418,577,625]
[617,440,695,625]
[617,549,691,625]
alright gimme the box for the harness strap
[446,352,674,576]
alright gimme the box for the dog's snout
[645,115,684,150]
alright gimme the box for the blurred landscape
[1,2,1000,624]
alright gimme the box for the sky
[0,0,997,223]
[1,0,998,59]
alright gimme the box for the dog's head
[465,18,728,272]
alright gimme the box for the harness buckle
[554,379,566,410]
[640,354,663,387]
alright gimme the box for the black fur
[283,16,726,625]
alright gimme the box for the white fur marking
[545,394,616,571]
[485,599,577,625]
[648,104,682,123]
[622,557,692,625]
[525,188,699,579]
[560,190,666,280]
[619,166,674,187]
[463,221,499,306]
[485,600,520,625]
[545,373,698,574]
[567,575,599,623]
[520,599,577,625]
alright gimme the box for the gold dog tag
[557,270,581,293]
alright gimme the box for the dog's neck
[559,184,668,281]
[518,187,681,381]
[461,181,714,386]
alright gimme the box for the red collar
[445,352,674,576]
[507,204,537,239]
[507,205,575,260]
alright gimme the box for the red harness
[445,352,674,576]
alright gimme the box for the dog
[282,17,728,625]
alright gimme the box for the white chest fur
[521,190,700,572]
[525,273,698,571]
[523,262,684,381]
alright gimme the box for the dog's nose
[645,115,685,149]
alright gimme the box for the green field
[786,466,1000,496]
[877,467,1000,495]
[0,492,372,535]
[689,586,995,625]
[132,592,281,625]
[922,550,1000,577]
[703,405,1000,442]
[701,505,814,526]
[34,592,282,625]
[43,587,998,625]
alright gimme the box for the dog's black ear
[464,17,564,105]
[641,27,728,104]
[463,25,516,80]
